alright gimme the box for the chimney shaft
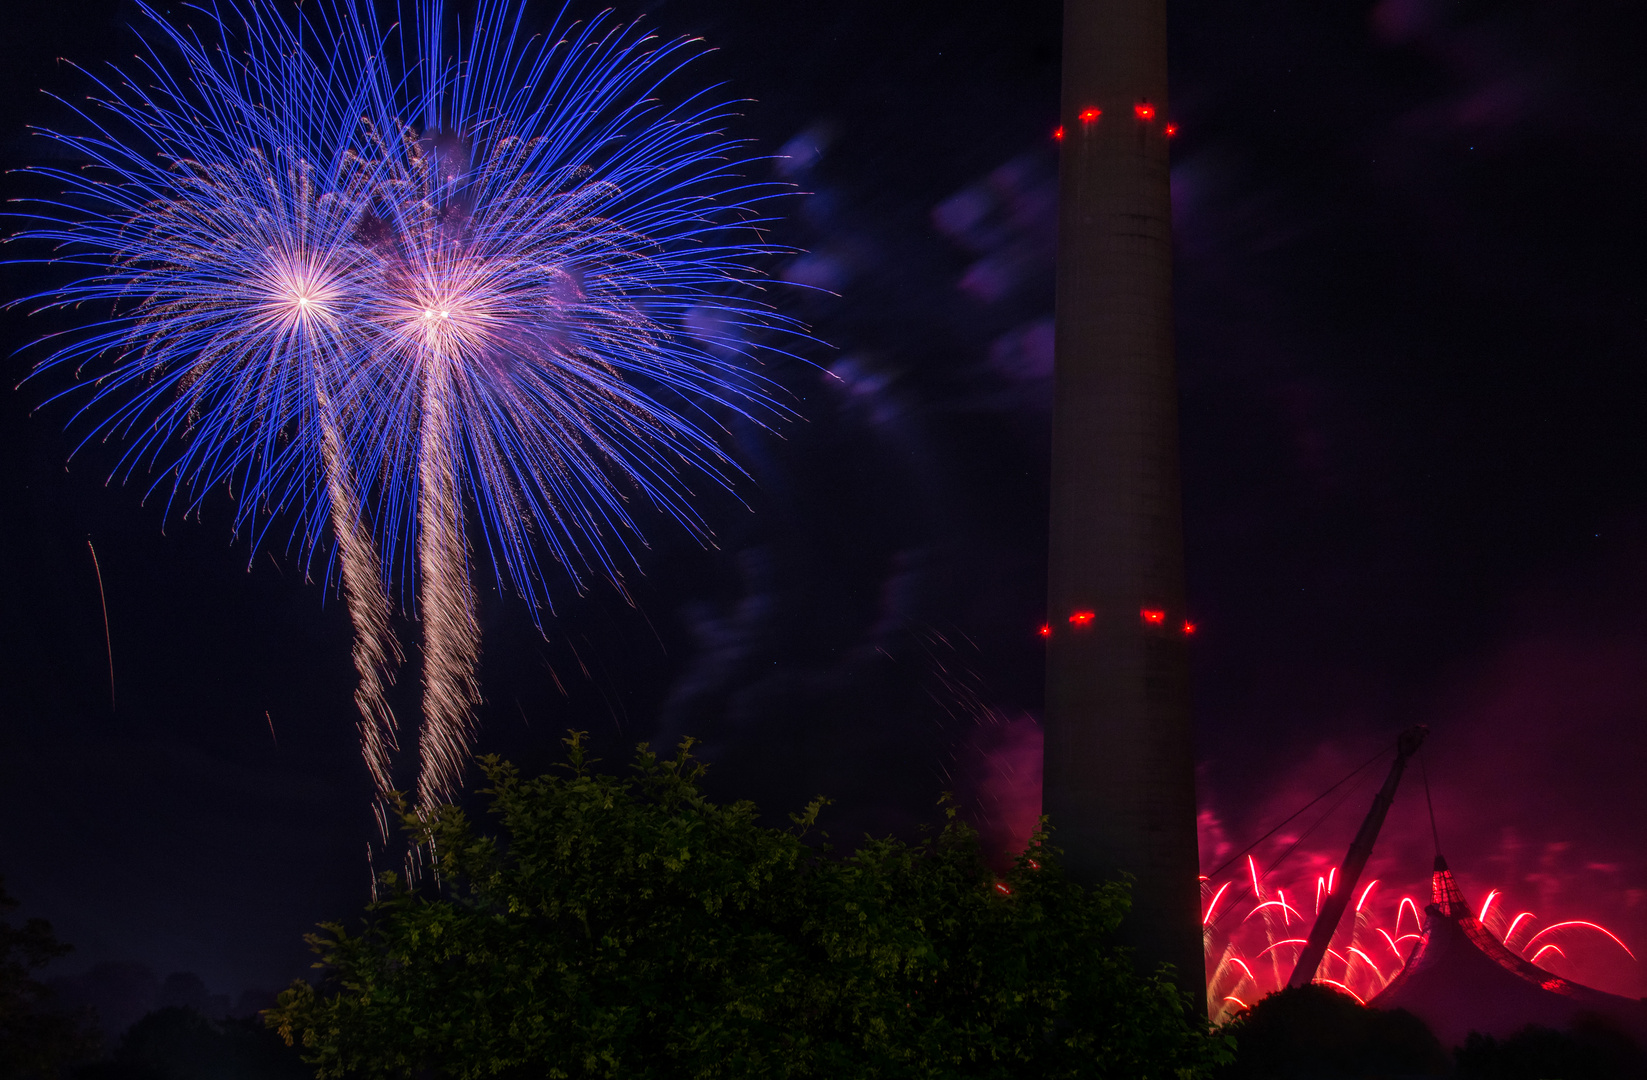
[1044,0,1202,999]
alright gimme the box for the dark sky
[3,0,1646,1004]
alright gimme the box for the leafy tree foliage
[0,877,99,1080]
[269,735,1233,1079]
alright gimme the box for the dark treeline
[1,876,303,1080]
[46,965,276,1042]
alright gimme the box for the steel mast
[1287,725,1429,989]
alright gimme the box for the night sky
[3,0,1646,1011]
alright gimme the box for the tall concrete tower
[1044,0,1202,998]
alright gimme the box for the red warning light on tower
[1165,123,1178,137]
[1053,125,1064,141]
[1140,608,1166,625]
[1078,107,1101,122]
[1038,624,1052,638]
[1182,620,1197,636]
[1134,102,1156,121]
[1069,610,1096,627]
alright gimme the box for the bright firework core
[266,266,344,330]
[404,289,488,350]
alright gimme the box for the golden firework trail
[318,388,402,809]
[413,348,481,811]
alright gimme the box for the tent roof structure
[1368,855,1646,1048]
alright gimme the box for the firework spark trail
[284,119,403,803]
[1525,921,1637,960]
[86,539,115,711]
[318,394,401,803]
[1505,911,1536,946]
[413,348,481,809]
[1202,859,1637,1021]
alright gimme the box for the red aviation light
[1078,107,1101,122]
[1165,123,1178,137]
[1182,620,1197,635]
[1038,624,1051,638]
[1068,610,1095,626]
[1053,125,1064,141]
[1140,608,1166,625]
[1134,102,1156,121]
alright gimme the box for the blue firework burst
[14,0,800,805]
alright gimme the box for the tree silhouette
[0,877,98,1080]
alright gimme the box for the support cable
[1202,744,1392,933]
[1422,750,1443,860]
[1204,742,1391,884]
